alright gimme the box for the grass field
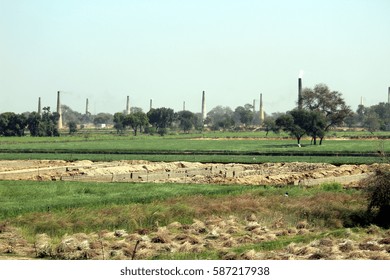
[2,180,384,260]
[0,131,389,164]
[1,131,389,260]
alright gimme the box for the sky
[1,0,390,115]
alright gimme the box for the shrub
[363,168,390,227]
[321,182,343,192]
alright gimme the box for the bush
[363,168,390,227]
[157,128,167,136]
[321,182,343,192]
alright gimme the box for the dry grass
[1,183,389,260]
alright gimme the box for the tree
[363,168,390,227]
[301,84,352,144]
[363,112,380,134]
[234,104,254,127]
[0,112,27,136]
[176,110,196,133]
[124,112,149,136]
[27,107,60,136]
[301,111,326,145]
[68,121,78,135]
[275,111,306,145]
[207,106,234,131]
[93,113,113,127]
[366,102,390,131]
[147,107,174,135]
[262,117,277,136]
[113,112,126,134]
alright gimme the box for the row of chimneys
[39,85,390,130]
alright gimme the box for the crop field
[1,180,389,260]
[0,131,389,260]
[0,131,389,164]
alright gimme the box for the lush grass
[0,136,388,153]
[0,181,259,219]
[0,180,367,240]
[0,132,389,164]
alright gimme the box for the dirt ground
[0,160,385,186]
[1,160,390,260]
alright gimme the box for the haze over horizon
[1,0,389,115]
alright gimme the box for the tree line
[0,107,60,137]
[1,83,390,139]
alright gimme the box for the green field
[1,180,385,260]
[0,131,389,164]
[0,131,389,260]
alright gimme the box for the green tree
[207,106,234,131]
[124,112,149,136]
[147,107,174,135]
[93,113,113,127]
[234,104,254,127]
[301,84,352,144]
[301,110,326,145]
[262,117,277,136]
[0,112,27,136]
[365,102,390,131]
[275,111,306,145]
[113,112,126,134]
[363,168,390,227]
[363,112,380,134]
[27,107,60,136]
[177,110,196,133]
[68,121,78,135]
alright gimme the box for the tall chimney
[150,99,153,111]
[298,77,303,109]
[183,101,186,111]
[126,96,130,115]
[201,91,206,122]
[85,98,89,115]
[57,91,63,129]
[38,97,42,115]
[388,87,390,104]
[259,93,264,124]
[360,96,364,106]
[252,99,256,113]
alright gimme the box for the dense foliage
[364,168,390,227]
[275,84,352,145]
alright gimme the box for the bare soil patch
[0,160,385,187]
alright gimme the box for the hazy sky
[1,0,389,115]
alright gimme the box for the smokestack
[298,77,303,109]
[150,99,153,111]
[259,93,264,124]
[360,96,364,106]
[183,101,186,111]
[126,96,130,115]
[253,99,256,113]
[38,97,42,115]
[85,98,89,115]
[57,91,63,129]
[388,87,390,104]
[201,91,206,122]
